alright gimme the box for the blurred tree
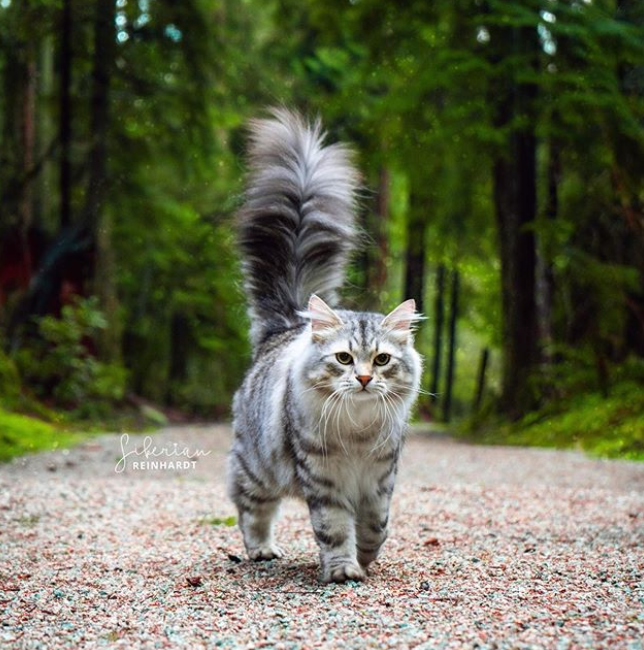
[0,0,643,426]
[486,2,540,415]
[59,0,72,229]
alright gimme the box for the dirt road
[1,425,643,649]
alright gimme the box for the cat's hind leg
[238,500,282,560]
[227,451,282,561]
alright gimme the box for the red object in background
[0,228,39,308]
[0,226,90,317]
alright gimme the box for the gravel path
[1,425,643,649]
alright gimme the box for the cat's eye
[374,353,391,366]
[335,352,353,365]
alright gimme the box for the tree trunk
[429,264,445,405]
[87,0,117,360]
[0,16,37,308]
[37,35,57,232]
[442,269,459,423]
[85,0,113,230]
[403,193,427,315]
[472,347,489,413]
[493,143,538,416]
[536,140,560,366]
[20,44,36,234]
[491,24,540,417]
[612,0,644,358]
[96,208,121,360]
[59,0,73,229]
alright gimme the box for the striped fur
[229,110,422,583]
[237,107,360,346]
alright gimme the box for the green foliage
[14,297,127,418]
[467,379,644,461]
[0,406,79,462]
[1,0,643,458]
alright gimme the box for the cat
[228,108,423,583]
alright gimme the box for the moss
[0,406,84,462]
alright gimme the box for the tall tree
[58,0,72,229]
[403,192,428,315]
[84,0,113,234]
[443,268,459,422]
[86,0,118,360]
[19,41,36,235]
[429,264,445,405]
[488,9,540,416]
[536,139,560,367]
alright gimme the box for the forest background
[1,0,643,460]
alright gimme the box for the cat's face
[300,295,422,408]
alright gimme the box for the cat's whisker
[364,398,384,432]
[380,394,396,449]
[300,381,333,396]
[339,394,354,457]
[368,394,390,456]
[370,392,401,456]
[343,391,360,429]
[323,390,343,437]
[318,388,343,464]
[345,391,382,434]
[318,390,338,426]
[327,391,344,440]
[319,389,338,462]
[385,389,405,400]
[387,382,436,397]
[390,386,433,397]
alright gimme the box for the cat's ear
[381,299,420,340]
[306,295,344,340]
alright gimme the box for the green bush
[464,377,644,460]
[14,297,127,418]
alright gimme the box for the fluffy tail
[237,108,360,345]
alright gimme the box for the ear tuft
[305,295,344,337]
[381,299,422,337]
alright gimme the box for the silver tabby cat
[228,108,422,583]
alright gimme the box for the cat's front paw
[322,563,366,583]
[247,544,283,561]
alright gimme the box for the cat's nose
[356,375,372,388]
